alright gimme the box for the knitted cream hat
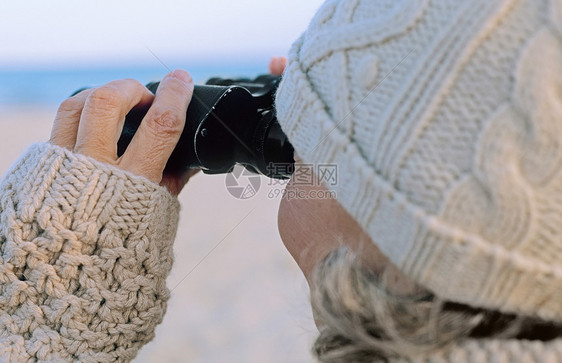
[275,0,562,320]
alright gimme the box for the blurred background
[0,1,325,362]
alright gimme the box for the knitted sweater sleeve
[0,143,180,362]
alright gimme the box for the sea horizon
[0,60,270,111]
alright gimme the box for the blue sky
[0,0,325,69]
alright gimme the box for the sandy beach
[0,108,316,362]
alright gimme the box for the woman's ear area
[277,175,375,281]
[277,178,339,280]
[277,169,410,285]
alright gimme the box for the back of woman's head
[274,0,562,360]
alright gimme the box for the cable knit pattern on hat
[0,143,179,362]
[395,338,562,362]
[275,0,562,321]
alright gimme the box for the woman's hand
[49,69,195,196]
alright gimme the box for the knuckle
[123,78,142,86]
[124,78,147,93]
[145,108,184,137]
[57,96,82,114]
[87,86,123,110]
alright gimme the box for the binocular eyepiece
[115,74,295,179]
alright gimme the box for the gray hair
[310,247,559,362]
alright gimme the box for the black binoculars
[115,74,295,179]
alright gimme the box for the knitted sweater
[0,143,179,362]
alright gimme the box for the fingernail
[170,69,192,84]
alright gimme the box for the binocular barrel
[116,75,294,179]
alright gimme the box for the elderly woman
[1,0,562,361]
[276,0,562,361]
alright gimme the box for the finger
[269,56,287,76]
[50,88,93,149]
[119,69,193,183]
[74,79,154,163]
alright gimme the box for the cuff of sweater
[2,142,179,234]
[0,142,180,362]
